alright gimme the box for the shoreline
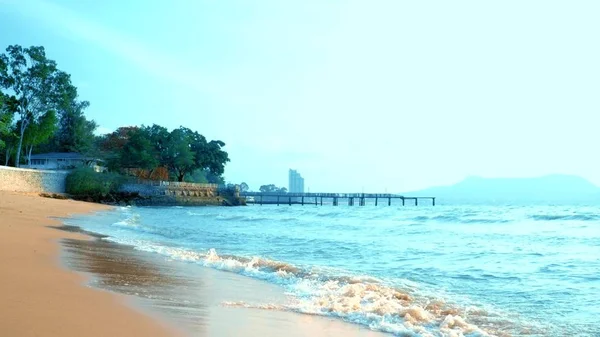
[0,191,179,337]
[2,191,389,337]
[59,211,391,337]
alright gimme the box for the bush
[66,167,126,200]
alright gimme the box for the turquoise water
[65,204,600,336]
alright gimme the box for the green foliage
[100,124,230,183]
[0,45,82,166]
[66,167,125,199]
[186,169,226,184]
[0,92,14,150]
[186,169,209,183]
[119,128,158,169]
[1,44,230,181]
[54,108,97,153]
[22,110,57,162]
[23,110,57,146]
[0,92,18,162]
[240,182,249,192]
[52,78,96,154]
[162,126,229,182]
[259,184,288,193]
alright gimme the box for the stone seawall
[120,183,240,206]
[0,166,68,193]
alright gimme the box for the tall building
[288,169,305,193]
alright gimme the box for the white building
[288,169,305,193]
[23,152,106,172]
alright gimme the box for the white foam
[97,240,502,337]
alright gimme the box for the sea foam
[103,238,503,337]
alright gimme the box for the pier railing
[240,192,436,206]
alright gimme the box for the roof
[29,152,99,160]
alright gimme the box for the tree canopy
[0,45,94,166]
[0,44,231,184]
[0,92,15,150]
[99,124,230,182]
[259,184,288,193]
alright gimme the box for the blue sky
[1,0,598,192]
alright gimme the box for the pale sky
[1,0,598,192]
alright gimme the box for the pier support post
[320,197,323,206]
[277,195,280,206]
[388,198,391,206]
[402,198,405,206]
[375,197,378,206]
[415,198,418,206]
[301,196,304,206]
[289,196,292,206]
[432,198,436,206]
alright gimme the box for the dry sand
[0,191,178,337]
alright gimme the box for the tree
[119,128,157,170]
[0,45,74,166]
[259,184,287,193]
[142,124,170,167]
[21,110,57,164]
[55,102,96,153]
[51,72,96,154]
[96,124,230,183]
[164,127,196,182]
[99,126,138,170]
[239,182,249,192]
[0,92,18,164]
[161,126,230,182]
[0,92,15,150]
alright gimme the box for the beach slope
[0,191,176,337]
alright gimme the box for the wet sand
[59,223,389,337]
[0,191,178,337]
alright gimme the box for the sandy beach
[0,191,388,337]
[0,191,177,337]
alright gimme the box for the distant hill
[403,175,600,204]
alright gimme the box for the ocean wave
[460,218,510,224]
[106,240,514,336]
[113,213,141,227]
[530,214,599,221]
[412,214,510,225]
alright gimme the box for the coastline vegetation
[0,44,230,188]
[65,167,127,202]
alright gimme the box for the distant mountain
[403,175,600,204]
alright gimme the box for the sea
[62,203,600,337]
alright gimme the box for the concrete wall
[0,166,68,194]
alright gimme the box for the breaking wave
[102,237,523,337]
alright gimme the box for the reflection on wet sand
[58,226,207,335]
[57,225,388,337]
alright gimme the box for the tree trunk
[27,145,33,166]
[15,123,25,167]
[4,146,12,166]
[15,102,29,168]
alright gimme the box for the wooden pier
[240,192,435,206]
